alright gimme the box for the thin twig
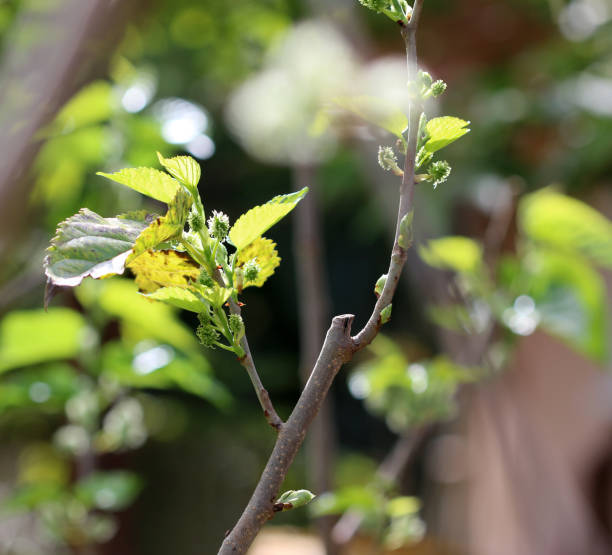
[229,298,284,431]
[217,3,425,552]
[213,265,284,431]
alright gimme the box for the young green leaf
[44,209,154,288]
[424,117,470,153]
[235,237,281,288]
[519,188,612,268]
[229,188,308,251]
[334,96,408,143]
[126,250,200,293]
[419,236,483,274]
[157,152,201,189]
[97,167,181,204]
[144,287,204,313]
[128,188,192,263]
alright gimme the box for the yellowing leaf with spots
[157,152,201,188]
[229,188,308,251]
[236,237,280,288]
[127,188,192,263]
[127,250,199,294]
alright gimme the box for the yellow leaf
[236,237,280,288]
[127,250,200,294]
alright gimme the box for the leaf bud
[378,146,403,176]
[398,210,414,249]
[207,210,230,241]
[374,274,387,297]
[380,304,392,324]
[275,489,316,511]
[427,160,451,189]
[357,0,389,13]
[229,314,245,343]
[243,259,260,283]
[419,70,433,88]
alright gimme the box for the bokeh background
[0,0,611,554]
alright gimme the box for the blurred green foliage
[0,0,611,552]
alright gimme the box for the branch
[219,315,355,554]
[218,3,425,552]
[229,298,284,431]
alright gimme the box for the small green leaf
[276,489,316,510]
[127,250,200,294]
[419,236,483,274]
[334,95,408,141]
[75,471,142,511]
[424,116,470,153]
[128,188,192,263]
[97,167,181,204]
[519,188,612,268]
[144,287,204,312]
[44,209,153,288]
[157,152,201,189]
[235,237,281,288]
[229,188,308,251]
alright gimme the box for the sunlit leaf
[128,188,191,263]
[333,96,408,140]
[157,152,201,188]
[127,250,200,294]
[44,209,154,289]
[144,287,204,312]
[97,167,181,204]
[75,471,142,511]
[519,188,612,268]
[235,237,280,288]
[0,309,88,374]
[419,236,482,274]
[424,116,470,153]
[229,187,308,251]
